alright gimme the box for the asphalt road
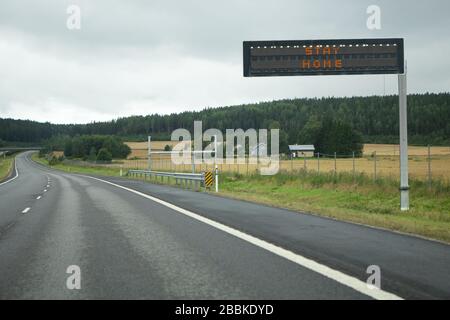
[0,152,449,299]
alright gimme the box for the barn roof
[288,144,315,151]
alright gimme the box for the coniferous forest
[1,93,449,153]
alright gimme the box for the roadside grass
[32,153,450,243]
[32,153,194,189]
[32,153,122,177]
[219,170,450,243]
[0,155,14,181]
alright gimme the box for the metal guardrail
[127,169,207,192]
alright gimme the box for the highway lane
[0,154,49,232]
[1,152,449,299]
[99,177,450,300]
[0,152,371,299]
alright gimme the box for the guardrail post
[202,172,206,192]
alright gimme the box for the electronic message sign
[243,38,404,77]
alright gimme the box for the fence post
[334,152,337,176]
[352,151,355,180]
[246,156,249,175]
[428,144,432,190]
[148,136,152,170]
[374,151,377,181]
[317,152,320,173]
[304,155,306,171]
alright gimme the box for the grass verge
[0,155,14,182]
[32,153,122,177]
[220,171,450,243]
[32,153,450,243]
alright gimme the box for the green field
[0,155,14,181]
[32,153,450,243]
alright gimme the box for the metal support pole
[214,134,218,166]
[398,70,409,210]
[147,136,152,171]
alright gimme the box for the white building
[288,145,315,157]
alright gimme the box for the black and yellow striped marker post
[204,171,214,189]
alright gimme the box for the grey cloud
[0,0,449,123]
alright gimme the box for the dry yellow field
[363,144,450,156]
[125,141,190,159]
[50,151,64,158]
[120,142,450,181]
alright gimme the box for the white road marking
[82,175,403,300]
[46,185,50,188]
[22,207,30,214]
[43,189,47,192]
[36,196,42,200]
[0,157,19,187]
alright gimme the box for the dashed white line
[36,196,42,200]
[22,207,31,214]
[43,189,47,192]
[82,175,403,300]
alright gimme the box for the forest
[1,93,449,152]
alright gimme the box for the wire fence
[71,147,450,185]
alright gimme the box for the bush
[88,147,97,162]
[48,156,60,166]
[97,148,112,162]
[63,135,131,160]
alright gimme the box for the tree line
[1,93,449,151]
[41,135,131,162]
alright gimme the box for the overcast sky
[0,0,449,124]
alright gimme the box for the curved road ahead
[0,152,449,299]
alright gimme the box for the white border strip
[0,157,19,187]
[82,175,403,300]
